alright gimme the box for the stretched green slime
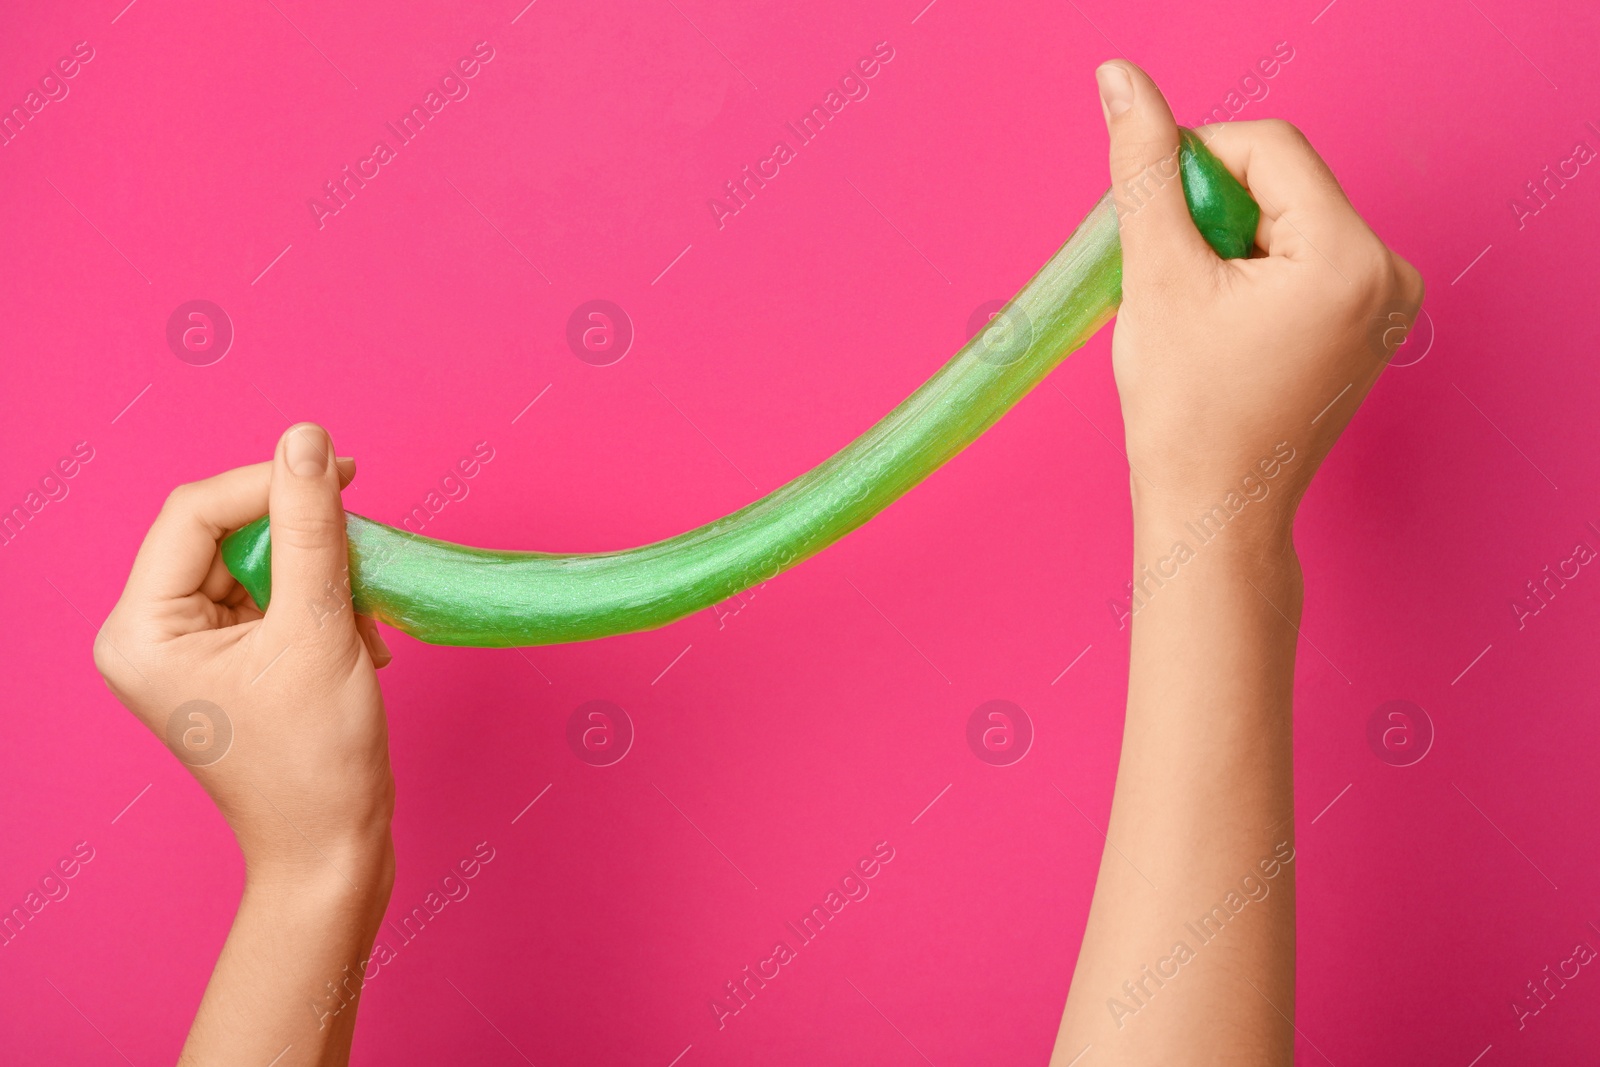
[224,130,1258,647]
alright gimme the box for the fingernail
[285,423,331,477]
[1096,63,1133,118]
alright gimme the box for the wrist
[1132,479,1297,567]
[1130,504,1302,611]
[244,833,395,930]
[1126,436,1310,551]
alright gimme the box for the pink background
[3,0,1598,1063]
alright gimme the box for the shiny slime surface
[223,130,1259,646]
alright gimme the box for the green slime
[224,130,1258,647]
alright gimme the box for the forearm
[1054,506,1301,1065]
[179,843,394,1067]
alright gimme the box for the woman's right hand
[1096,60,1424,542]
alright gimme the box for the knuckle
[1393,254,1425,307]
[1112,137,1174,172]
[91,629,118,681]
[1358,238,1393,285]
[1354,257,1393,312]
[272,504,345,551]
[1258,119,1331,175]
[160,482,197,517]
[1329,231,1394,306]
[92,623,142,694]
[1258,118,1308,149]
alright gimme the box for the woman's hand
[95,422,396,1067]
[1100,61,1424,540]
[1053,62,1422,1066]
[96,421,392,881]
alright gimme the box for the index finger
[124,458,354,603]
[123,462,273,603]
[1194,119,1359,258]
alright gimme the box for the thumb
[1095,60,1212,287]
[262,422,359,652]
